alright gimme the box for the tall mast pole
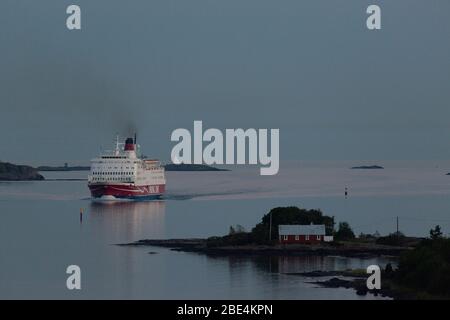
[115,135,119,155]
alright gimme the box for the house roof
[278,224,326,236]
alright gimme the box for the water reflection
[208,255,394,275]
[267,255,394,274]
[88,201,166,242]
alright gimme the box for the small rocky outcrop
[351,165,384,169]
[0,162,45,181]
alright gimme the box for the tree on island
[251,206,335,244]
[334,222,355,241]
[376,231,405,246]
[430,225,443,240]
[229,225,246,235]
[394,235,450,297]
[207,206,362,247]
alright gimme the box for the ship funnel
[124,137,135,151]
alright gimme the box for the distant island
[37,163,90,171]
[351,165,384,169]
[164,164,228,171]
[37,163,228,172]
[0,162,44,181]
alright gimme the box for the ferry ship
[88,136,166,200]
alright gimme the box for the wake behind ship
[88,136,166,200]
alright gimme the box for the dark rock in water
[356,288,368,296]
[317,277,354,288]
[351,165,384,170]
[0,162,45,181]
[164,164,229,171]
[148,251,159,255]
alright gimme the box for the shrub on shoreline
[394,237,450,297]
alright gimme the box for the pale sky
[1,0,450,165]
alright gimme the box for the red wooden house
[278,224,328,244]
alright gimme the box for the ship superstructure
[88,136,165,200]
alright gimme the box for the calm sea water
[1,161,449,299]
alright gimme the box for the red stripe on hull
[89,184,165,198]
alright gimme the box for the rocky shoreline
[289,270,421,300]
[292,270,393,298]
[118,238,409,258]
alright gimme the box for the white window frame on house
[283,235,288,240]
[295,235,299,241]
[317,235,321,240]
[305,235,309,241]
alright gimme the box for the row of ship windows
[98,160,139,164]
[92,172,134,175]
[94,166,161,171]
[94,166,134,170]
[136,176,165,180]
[91,177,133,182]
